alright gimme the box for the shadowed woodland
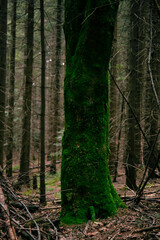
[0,0,160,239]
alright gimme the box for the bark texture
[143,0,160,177]
[0,0,8,167]
[109,21,118,177]
[40,0,46,205]
[61,0,125,224]
[19,0,34,186]
[126,0,140,190]
[6,0,17,177]
[49,0,62,174]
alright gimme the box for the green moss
[61,0,124,224]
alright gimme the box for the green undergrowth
[21,171,61,200]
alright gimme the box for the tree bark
[40,0,46,205]
[109,21,118,177]
[49,0,62,174]
[143,0,160,178]
[19,0,34,186]
[6,0,17,177]
[125,0,140,190]
[61,0,125,224]
[0,0,8,168]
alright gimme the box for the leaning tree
[61,0,125,224]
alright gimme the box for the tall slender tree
[61,0,124,224]
[40,0,46,204]
[125,0,140,190]
[49,0,62,174]
[109,21,118,177]
[18,0,34,186]
[143,0,160,178]
[6,0,17,177]
[0,0,8,168]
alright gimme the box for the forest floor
[0,159,160,239]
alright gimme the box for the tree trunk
[18,0,34,186]
[6,0,17,177]
[109,21,118,177]
[0,0,8,168]
[125,0,140,190]
[49,0,62,174]
[143,0,160,178]
[61,0,125,224]
[40,0,46,205]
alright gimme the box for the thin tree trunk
[18,0,34,186]
[143,0,160,178]
[125,0,139,190]
[40,0,46,205]
[6,0,17,177]
[49,0,62,174]
[138,0,148,168]
[0,0,8,168]
[109,21,118,177]
[114,98,125,182]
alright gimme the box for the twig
[11,218,36,240]
[154,0,160,14]
[1,173,41,240]
[109,69,160,201]
[134,225,160,233]
[136,130,160,196]
[110,230,120,240]
[147,8,160,111]
[0,203,36,240]
[84,220,91,236]
[135,152,160,204]
[109,69,155,157]
[0,187,18,240]
[46,217,59,240]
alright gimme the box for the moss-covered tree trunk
[61,0,124,224]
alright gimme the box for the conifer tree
[18,0,34,186]
[6,0,17,177]
[0,0,8,168]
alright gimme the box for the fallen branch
[47,216,59,240]
[84,220,91,236]
[134,225,160,233]
[0,186,18,240]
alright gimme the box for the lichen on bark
[61,0,125,224]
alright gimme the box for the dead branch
[3,183,41,239]
[84,220,91,236]
[46,216,58,240]
[134,225,160,233]
[147,9,160,112]
[0,186,18,240]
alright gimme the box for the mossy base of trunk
[61,133,125,224]
[61,187,125,225]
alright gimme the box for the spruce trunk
[19,0,34,186]
[6,0,17,177]
[49,0,62,174]
[0,0,8,168]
